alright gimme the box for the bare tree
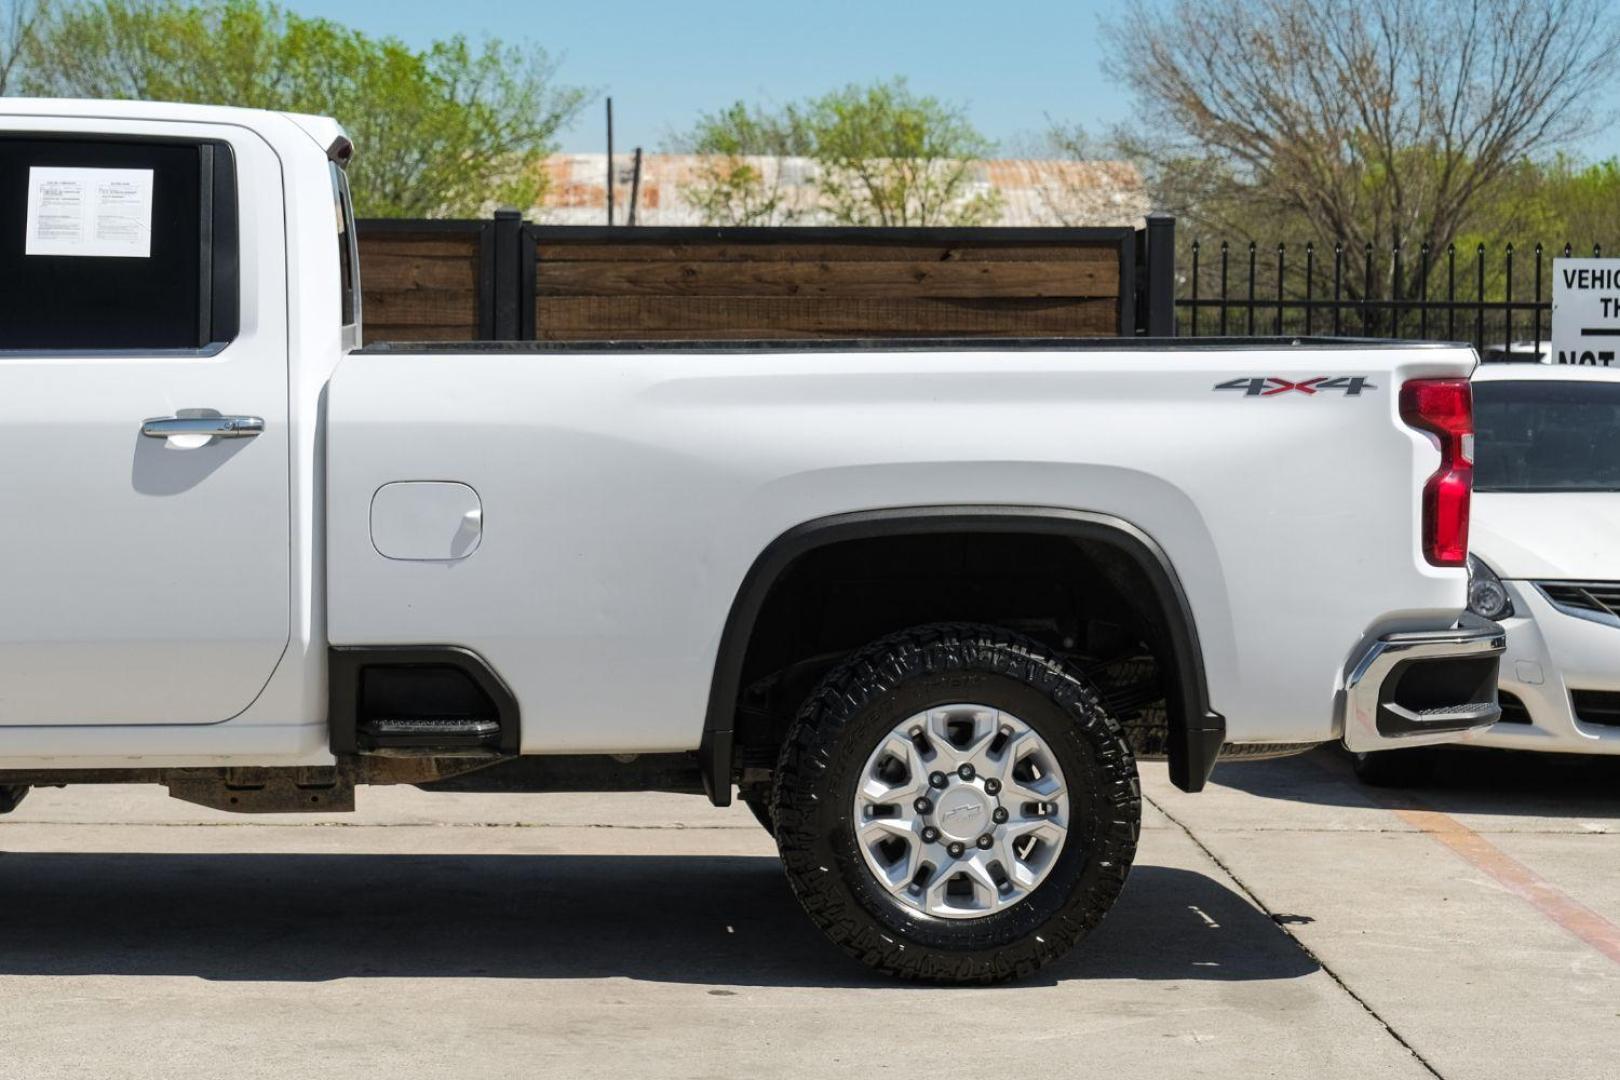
[0,0,47,94]
[1107,0,1620,293]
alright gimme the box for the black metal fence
[1177,238,1609,351]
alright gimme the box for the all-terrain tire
[772,623,1140,983]
[1351,747,1440,788]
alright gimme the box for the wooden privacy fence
[356,214,1177,344]
[356,218,496,341]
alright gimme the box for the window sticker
[24,166,154,258]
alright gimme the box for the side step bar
[358,716,502,753]
[329,646,521,756]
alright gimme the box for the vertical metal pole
[1333,241,1343,336]
[491,208,523,341]
[1504,243,1515,346]
[1189,239,1200,338]
[1275,243,1285,335]
[1219,241,1230,337]
[1363,242,1374,336]
[1144,214,1176,336]
[627,147,643,227]
[1391,241,1402,339]
[1475,243,1485,352]
[1533,243,1543,352]
[606,97,615,226]
[1305,242,1315,336]
[1246,241,1257,335]
[1419,243,1430,340]
[1447,244,1456,340]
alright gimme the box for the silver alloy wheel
[853,704,1070,919]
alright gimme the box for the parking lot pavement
[0,750,1615,1080]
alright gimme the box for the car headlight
[1467,554,1514,620]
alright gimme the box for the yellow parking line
[1310,751,1620,968]
[1386,804,1620,968]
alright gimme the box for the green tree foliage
[673,78,1002,227]
[0,0,48,94]
[672,101,814,225]
[808,79,1000,227]
[1518,158,1620,252]
[20,0,588,216]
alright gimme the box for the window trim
[331,160,361,345]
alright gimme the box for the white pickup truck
[0,99,1504,982]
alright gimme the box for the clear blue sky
[289,0,1620,161]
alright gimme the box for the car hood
[1473,492,1620,579]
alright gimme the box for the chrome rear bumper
[1343,613,1506,752]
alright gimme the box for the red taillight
[1400,378,1473,567]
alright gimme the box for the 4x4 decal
[1215,376,1376,397]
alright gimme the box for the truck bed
[356,335,1462,355]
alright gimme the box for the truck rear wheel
[773,623,1139,983]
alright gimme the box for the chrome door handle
[141,415,264,439]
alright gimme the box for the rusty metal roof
[528,154,1148,227]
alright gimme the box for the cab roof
[0,98,347,160]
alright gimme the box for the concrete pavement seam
[1144,792,1446,1080]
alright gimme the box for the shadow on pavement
[1213,745,1620,820]
[0,851,1317,986]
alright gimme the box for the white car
[1479,340,1552,365]
[1355,363,1620,784]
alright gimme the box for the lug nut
[947,841,966,858]
[984,778,1001,795]
[913,796,933,814]
[957,764,975,781]
[992,807,1009,824]
[976,834,994,850]
[921,826,940,843]
[929,771,948,789]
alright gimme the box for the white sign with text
[1552,257,1620,367]
[24,167,154,258]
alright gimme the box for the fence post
[1142,214,1176,336]
[491,208,524,341]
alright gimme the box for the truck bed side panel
[325,344,1474,752]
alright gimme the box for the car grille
[1572,691,1620,728]
[1537,582,1620,623]
[1497,691,1531,724]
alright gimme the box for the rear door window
[0,136,238,351]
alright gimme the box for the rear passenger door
[0,118,290,725]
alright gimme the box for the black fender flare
[699,506,1225,804]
